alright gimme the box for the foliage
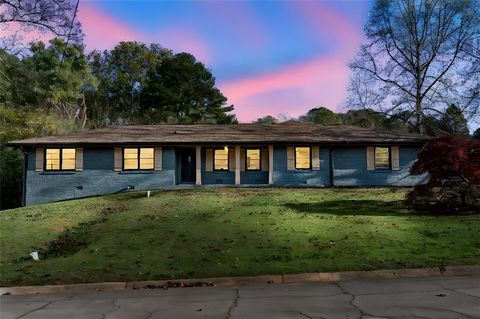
[438,104,470,136]
[299,107,341,125]
[0,104,64,209]
[474,128,480,139]
[89,42,172,125]
[1,188,478,286]
[23,39,95,129]
[253,115,278,125]
[140,53,235,124]
[348,0,480,134]
[408,136,480,212]
[338,109,408,131]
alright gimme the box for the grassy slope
[1,188,479,286]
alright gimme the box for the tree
[408,136,480,212]
[338,108,409,132]
[0,0,82,54]
[299,107,340,125]
[438,104,470,136]
[23,38,95,129]
[254,115,278,125]
[348,0,479,134]
[140,53,235,124]
[473,128,480,139]
[90,42,171,125]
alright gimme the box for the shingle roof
[8,123,428,147]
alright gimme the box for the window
[246,149,261,170]
[45,148,76,170]
[295,147,311,169]
[374,147,390,169]
[214,148,229,170]
[123,148,154,170]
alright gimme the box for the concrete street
[1,275,479,319]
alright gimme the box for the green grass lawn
[1,188,479,286]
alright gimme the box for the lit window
[140,148,154,170]
[123,148,155,170]
[295,147,311,169]
[124,148,139,170]
[45,149,60,170]
[375,147,390,169]
[62,149,76,170]
[246,149,260,170]
[45,148,76,170]
[214,148,229,170]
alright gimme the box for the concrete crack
[225,288,239,319]
[443,287,480,299]
[334,282,373,319]
[15,301,53,319]
[100,298,120,319]
[298,311,326,319]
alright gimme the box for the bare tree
[347,0,479,134]
[0,0,82,54]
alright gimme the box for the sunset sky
[78,0,371,122]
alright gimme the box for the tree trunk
[415,98,424,135]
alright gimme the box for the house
[8,123,428,205]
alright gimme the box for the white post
[235,145,241,185]
[268,144,274,185]
[195,145,202,185]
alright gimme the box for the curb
[1,265,479,296]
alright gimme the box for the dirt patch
[37,209,118,258]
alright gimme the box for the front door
[180,149,196,183]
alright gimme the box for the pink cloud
[78,3,146,50]
[78,3,211,63]
[156,28,212,64]
[219,2,362,122]
[290,1,363,52]
[0,22,53,47]
[220,55,351,122]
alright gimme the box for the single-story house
[8,123,428,206]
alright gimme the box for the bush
[408,136,480,213]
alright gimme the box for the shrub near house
[408,136,480,213]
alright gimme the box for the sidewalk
[2,274,479,319]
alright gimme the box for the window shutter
[35,148,44,172]
[366,146,375,170]
[229,147,236,171]
[287,147,295,171]
[75,148,83,171]
[312,146,320,170]
[240,149,246,171]
[391,146,400,171]
[261,148,269,171]
[114,148,122,171]
[206,149,213,172]
[154,147,162,170]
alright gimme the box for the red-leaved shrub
[408,136,480,213]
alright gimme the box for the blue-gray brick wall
[332,146,425,186]
[24,144,424,205]
[200,148,268,185]
[272,146,331,186]
[25,147,176,205]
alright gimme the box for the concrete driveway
[1,275,479,319]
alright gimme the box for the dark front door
[179,149,196,183]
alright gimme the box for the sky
[75,0,372,122]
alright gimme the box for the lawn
[1,188,479,286]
